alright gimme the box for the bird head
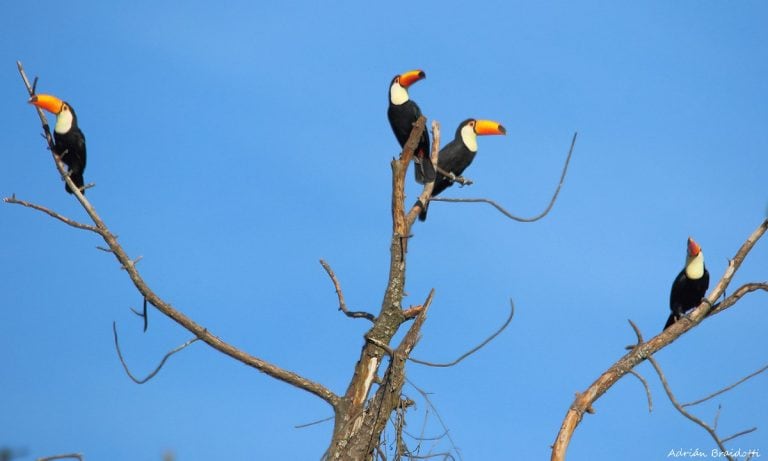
[389,69,425,105]
[458,118,506,152]
[29,94,76,133]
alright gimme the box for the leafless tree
[13,62,576,460]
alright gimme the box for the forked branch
[647,356,756,461]
[551,217,768,461]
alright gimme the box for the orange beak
[29,94,65,115]
[474,119,506,136]
[687,237,701,257]
[398,69,426,88]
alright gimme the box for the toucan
[29,94,87,194]
[388,69,435,184]
[664,237,710,330]
[418,118,506,221]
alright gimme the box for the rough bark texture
[326,118,428,460]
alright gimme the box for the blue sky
[2,1,767,460]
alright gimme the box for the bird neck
[389,83,409,106]
[685,251,705,279]
[55,109,74,134]
[460,124,478,152]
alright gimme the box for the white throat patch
[685,251,705,279]
[55,108,73,134]
[460,124,478,152]
[389,83,409,106]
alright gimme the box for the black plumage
[388,70,435,184]
[53,108,87,194]
[29,94,87,194]
[418,118,505,221]
[664,237,710,330]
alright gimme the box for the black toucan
[664,237,710,330]
[418,118,506,221]
[29,94,87,194]
[388,69,435,184]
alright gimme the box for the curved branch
[409,299,514,367]
[647,356,741,461]
[113,322,199,384]
[628,370,653,413]
[551,217,768,461]
[319,259,375,322]
[430,132,577,222]
[17,61,342,410]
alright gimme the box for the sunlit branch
[16,61,342,409]
[550,217,768,461]
[4,195,102,234]
[431,132,577,222]
[407,121,441,227]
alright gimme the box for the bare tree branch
[15,61,343,409]
[406,378,464,461]
[409,299,514,367]
[720,427,758,444]
[647,356,755,461]
[4,196,102,234]
[431,132,577,222]
[683,362,768,408]
[295,415,335,429]
[319,259,375,322]
[628,370,653,413]
[551,217,768,461]
[37,455,83,461]
[113,322,200,384]
[407,121,441,226]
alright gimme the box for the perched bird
[418,118,506,221]
[29,94,87,194]
[388,69,435,184]
[664,237,710,330]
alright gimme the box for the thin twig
[4,196,102,234]
[319,259,375,322]
[409,299,514,367]
[721,427,758,444]
[295,415,334,429]
[430,132,577,222]
[435,166,473,186]
[37,455,83,461]
[112,322,199,384]
[683,362,768,407]
[406,378,464,461]
[647,355,734,461]
[129,297,150,332]
[17,61,343,410]
[628,370,653,413]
